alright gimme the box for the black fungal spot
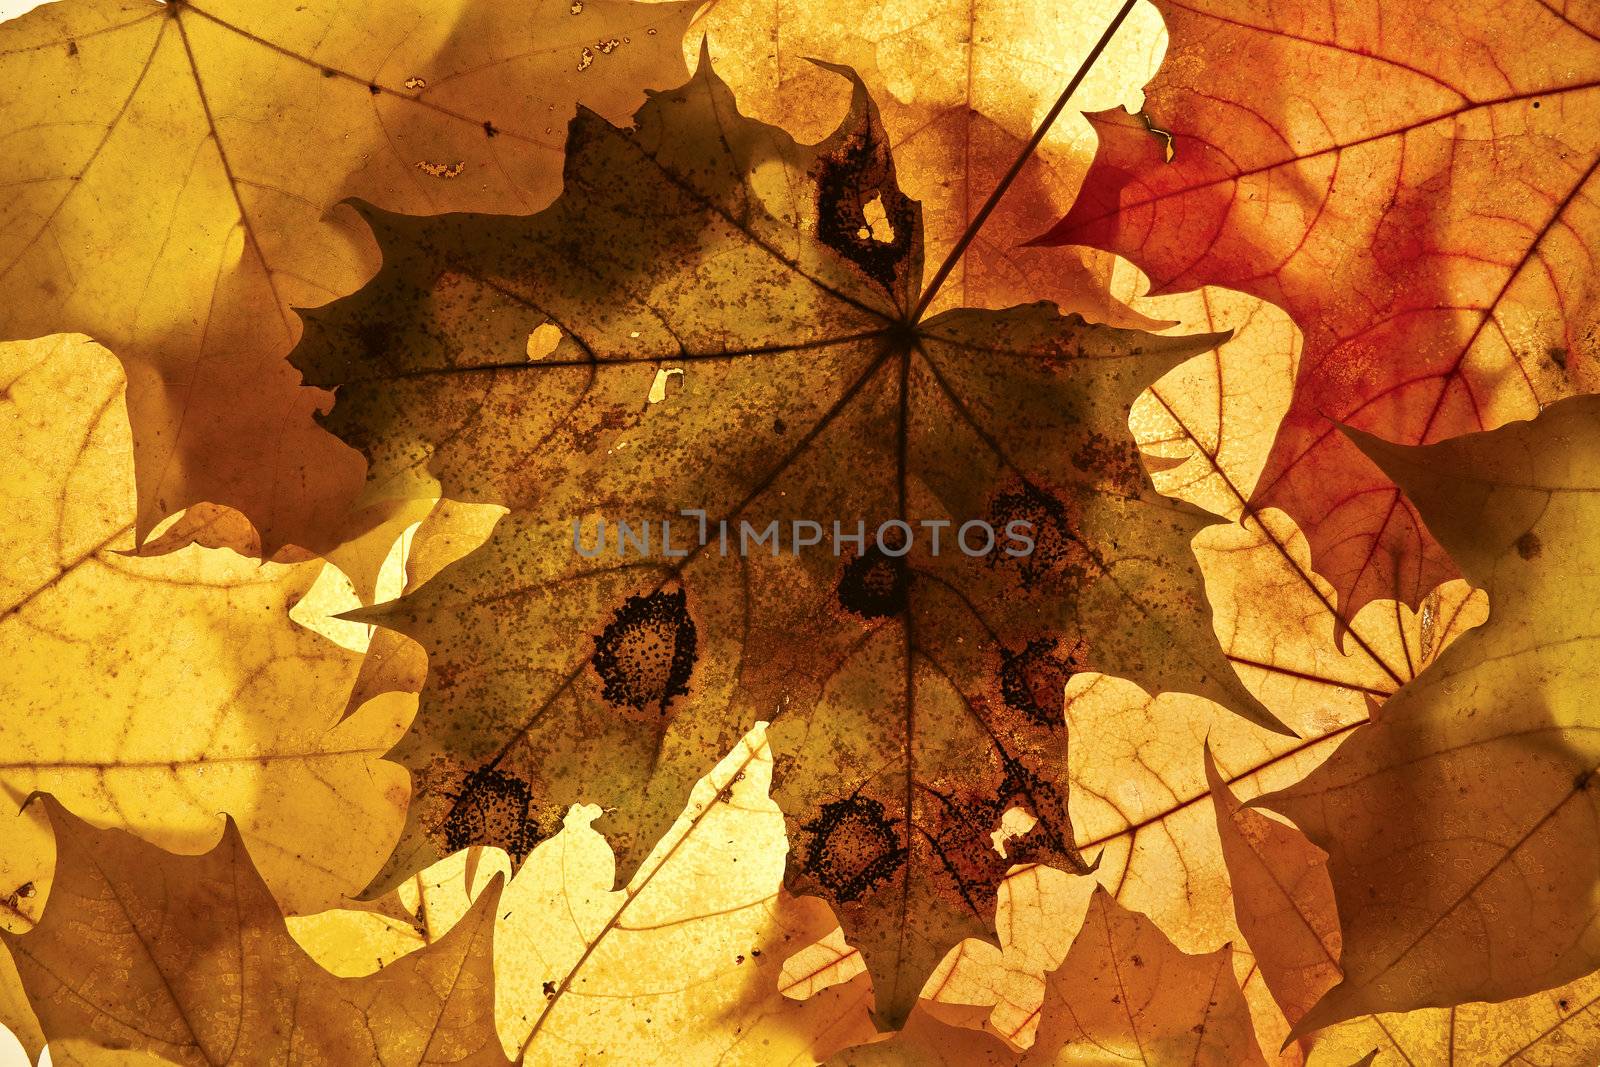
[321,67,337,78]
[800,795,906,902]
[836,544,910,618]
[1533,100,1542,108]
[2,881,35,912]
[483,120,498,137]
[1516,530,1542,560]
[999,637,1085,727]
[1550,345,1569,370]
[990,483,1089,588]
[543,981,557,997]
[441,767,551,863]
[811,120,915,297]
[368,82,381,95]
[592,588,697,713]
[773,416,787,435]
[66,40,79,57]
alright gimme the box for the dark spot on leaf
[800,795,905,902]
[2,881,35,912]
[773,416,786,434]
[368,82,381,95]
[836,545,910,618]
[321,68,337,78]
[1071,431,1145,495]
[483,120,498,137]
[543,981,557,997]
[66,40,78,57]
[811,119,914,296]
[990,483,1089,588]
[441,767,551,863]
[592,588,697,713]
[999,637,1085,727]
[1516,531,1541,560]
[354,319,394,364]
[1550,345,1569,370]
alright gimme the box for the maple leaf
[0,335,409,922]
[1260,396,1600,1035]
[4,795,508,1065]
[1023,886,1266,1065]
[291,727,878,1063]
[1208,743,1600,1065]
[287,45,1288,1025]
[1039,0,1600,630]
[688,0,1173,325]
[836,888,1267,1064]
[1206,745,1341,1037]
[0,0,696,554]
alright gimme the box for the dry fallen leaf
[287,49,1286,1025]
[1042,0,1600,630]
[5,795,507,1065]
[1207,744,1341,1036]
[1021,886,1265,1066]
[1263,397,1600,1034]
[1305,970,1600,1066]
[1207,751,1600,1066]
[5,0,1596,1058]
[0,335,411,924]
[688,0,1170,323]
[293,727,879,1063]
[0,0,697,552]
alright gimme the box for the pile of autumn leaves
[2,0,1598,1063]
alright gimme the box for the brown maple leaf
[1038,0,1600,631]
[1261,397,1600,1035]
[1206,741,1600,1064]
[287,41,1288,1026]
[4,795,508,1065]
[831,888,1266,1064]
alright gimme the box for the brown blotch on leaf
[592,588,697,714]
[811,123,914,297]
[1516,530,1542,560]
[441,766,553,863]
[989,482,1090,588]
[836,544,911,618]
[999,637,1085,727]
[800,795,906,902]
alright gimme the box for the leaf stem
[911,0,1141,321]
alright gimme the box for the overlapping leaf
[292,728,878,1064]
[0,0,695,552]
[1262,397,1600,1034]
[0,335,410,924]
[1041,0,1600,628]
[689,0,1171,323]
[5,796,507,1065]
[288,48,1281,1025]
[1208,751,1600,1065]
